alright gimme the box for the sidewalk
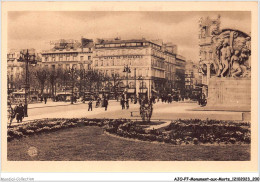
[27,101,82,109]
[8,101,248,127]
[12,100,119,109]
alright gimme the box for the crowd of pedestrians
[88,96,109,111]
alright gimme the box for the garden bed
[8,118,250,145]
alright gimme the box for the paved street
[8,100,245,126]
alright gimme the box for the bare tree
[34,66,48,96]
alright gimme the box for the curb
[28,102,85,110]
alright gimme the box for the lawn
[8,126,250,161]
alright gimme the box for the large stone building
[7,49,41,92]
[93,38,185,98]
[7,49,24,92]
[41,38,93,70]
[8,37,186,99]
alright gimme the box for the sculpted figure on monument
[211,36,223,76]
[211,30,251,78]
[219,42,232,77]
[231,50,242,77]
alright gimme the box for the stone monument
[199,16,251,112]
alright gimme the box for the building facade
[7,50,24,92]
[41,39,93,70]
[175,54,186,96]
[7,49,41,92]
[93,38,185,98]
[185,60,202,98]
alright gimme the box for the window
[45,57,48,62]
[89,48,91,52]
[95,60,98,66]
[138,69,142,77]
[100,60,103,66]
[80,56,84,61]
[129,82,135,88]
[140,81,146,88]
[88,56,91,60]
[131,69,134,77]
[142,69,146,77]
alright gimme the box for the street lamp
[17,49,37,117]
[123,64,131,89]
[68,67,77,104]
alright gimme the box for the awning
[127,89,136,94]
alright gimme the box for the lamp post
[134,68,137,103]
[17,49,37,117]
[68,67,76,104]
[123,64,131,99]
[82,68,86,103]
[123,64,131,89]
[138,76,144,99]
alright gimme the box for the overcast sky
[8,11,251,61]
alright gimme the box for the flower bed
[7,118,110,142]
[103,119,251,145]
[8,118,251,145]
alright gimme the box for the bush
[7,118,251,145]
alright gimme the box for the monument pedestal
[207,77,251,112]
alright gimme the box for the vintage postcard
[1,1,258,172]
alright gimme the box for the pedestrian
[88,100,93,111]
[121,98,125,110]
[126,99,129,109]
[15,102,24,123]
[8,102,15,127]
[104,98,108,111]
[44,96,47,104]
[96,97,100,108]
